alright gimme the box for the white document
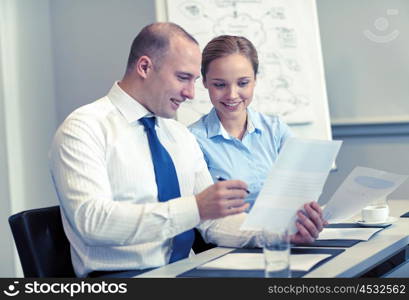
[323,167,408,222]
[197,253,332,272]
[241,138,342,233]
[317,228,383,241]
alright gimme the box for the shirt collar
[247,107,263,134]
[108,81,154,124]
[205,108,225,138]
[204,107,262,139]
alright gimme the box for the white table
[138,199,409,278]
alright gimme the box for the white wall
[0,0,156,277]
[318,0,409,124]
[50,0,156,125]
[316,0,409,202]
[0,0,58,277]
[0,22,14,277]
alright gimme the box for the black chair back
[192,228,216,253]
[8,205,75,277]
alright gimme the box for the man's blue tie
[140,117,195,263]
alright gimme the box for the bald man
[49,22,325,277]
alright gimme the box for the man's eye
[178,75,189,81]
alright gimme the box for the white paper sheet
[197,253,332,272]
[241,138,342,233]
[323,167,408,222]
[317,227,383,241]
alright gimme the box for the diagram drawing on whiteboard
[167,0,319,126]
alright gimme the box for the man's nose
[182,83,195,99]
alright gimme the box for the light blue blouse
[189,107,293,210]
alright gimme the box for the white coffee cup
[361,205,389,223]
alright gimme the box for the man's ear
[135,56,152,78]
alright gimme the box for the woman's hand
[290,201,328,244]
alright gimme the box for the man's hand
[195,180,249,220]
[290,201,328,244]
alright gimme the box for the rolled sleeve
[169,195,200,235]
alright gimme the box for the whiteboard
[159,0,332,140]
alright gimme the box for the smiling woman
[190,35,325,243]
[203,53,256,139]
[188,35,326,243]
[189,35,293,210]
[200,35,258,139]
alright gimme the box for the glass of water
[262,229,291,278]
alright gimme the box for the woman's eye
[213,83,225,88]
[238,81,249,87]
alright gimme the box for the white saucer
[356,216,397,227]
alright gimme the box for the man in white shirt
[49,22,326,277]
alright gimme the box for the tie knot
[140,117,156,130]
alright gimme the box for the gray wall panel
[50,0,156,124]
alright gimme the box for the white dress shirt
[49,82,262,277]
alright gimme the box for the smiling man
[49,23,324,278]
[49,22,252,278]
[119,27,200,118]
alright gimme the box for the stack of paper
[317,227,383,241]
[197,253,332,272]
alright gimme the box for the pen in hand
[216,176,250,194]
